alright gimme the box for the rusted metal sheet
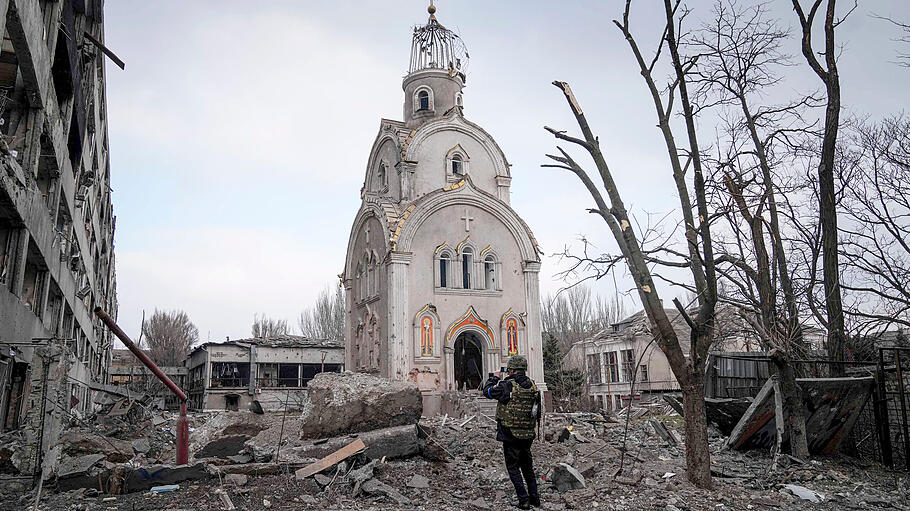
[727,376,873,454]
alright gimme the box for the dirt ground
[4,408,908,511]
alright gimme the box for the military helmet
[507,355,528,371]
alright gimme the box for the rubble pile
[2,376,908,510]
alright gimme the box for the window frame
[436,249,453,288]
[482,252,500,291]
[444,145,470,183]
[461,246,474,290]
[414,86,434,114]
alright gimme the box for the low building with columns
[342,5,545,413]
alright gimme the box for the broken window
[377,162,388,190]
[211,362,250,388]
[0,223,21,290]
[2,362,28,430]
[451,154,463,176]
[61,305,74,341]
[258,363,278,387]
[22,241,48,314]
[45,280,63,331]
[483,254,498,290]
[620,349,634,382]
[639,364,648,382]
[367,252,376,297]
[225,394,239,412]
[301,363,343,387]
[604,352,619,383]
[188,365,204,390]
[51,28,74,109]
[278,363,299,387]
[586,354,602,383]
[36,132,60,212]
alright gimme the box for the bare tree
[142,309,198,366]
[692,0,817,457]
[544,0,718,489]
[299,284,345,340]
[792,0,854,369]
[592,292,627,332]
[874,15,910,67]
[840,116,910,331]
[251,314,289,338]
[541,284,626,354]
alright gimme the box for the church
[343,4,545,413]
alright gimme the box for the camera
[488,366,508,378]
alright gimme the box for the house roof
[576,304,764,354]
[189,335,343,357]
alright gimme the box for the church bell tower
[403,3,469,128]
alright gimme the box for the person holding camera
[482,355,542,509]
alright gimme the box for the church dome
[409,4,469,81]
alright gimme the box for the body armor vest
[496,379,539,440]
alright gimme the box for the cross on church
[461,209,474,232]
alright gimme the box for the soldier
[483,355,542,509]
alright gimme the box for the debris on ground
[2,373,908,511]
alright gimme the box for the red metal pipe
[94,307,189,465]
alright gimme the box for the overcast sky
[102,1,910,343]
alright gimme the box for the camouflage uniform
[483,356,541,508]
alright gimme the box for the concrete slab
[123,461,211,492]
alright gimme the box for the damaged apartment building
[0,0,119,482]
[186,336,344,412]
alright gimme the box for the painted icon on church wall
[506,318,518,356]
[421,316,434,357]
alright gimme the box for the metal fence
[875,347,910,471]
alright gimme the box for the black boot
[529,495,541,507]
[515,497,531,510]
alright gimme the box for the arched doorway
[453,332,484,390]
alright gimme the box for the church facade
[342,6,545,412]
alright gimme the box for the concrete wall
[411,124,501,199]
[0,1,118,466]
[347,214,389,374]
[364,138,402,202]
[406,201,528,384]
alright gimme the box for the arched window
[462,247,473,289]
[367,253,377,297]
[484,255,496,290]
[360,254,369,299]
[417,90,430,111]
[439,250,452,288]
[451,154,463,176]
[377,163,388,190]
[445,145,469,182]
[354,262,363,301]
[455,93,463,107]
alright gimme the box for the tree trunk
[770,350,809,458]
[793,0,845,374]
[681,373,712,488]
